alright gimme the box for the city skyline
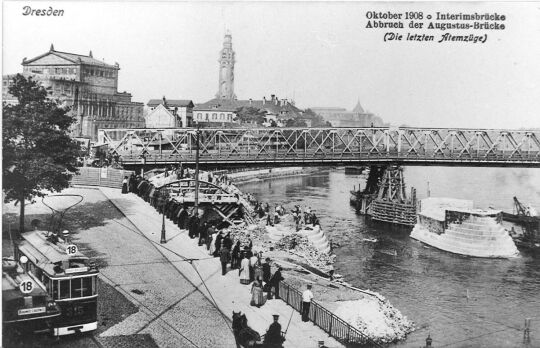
[3,1,540,129]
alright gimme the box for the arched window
[212,113,217,120]
[220,113,224,120]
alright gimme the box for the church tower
[216,30,236,100]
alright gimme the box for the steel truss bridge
[98,127,540,167]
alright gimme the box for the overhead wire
[109,213,235,335]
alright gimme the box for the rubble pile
[334,297,414,344]
[274,234,336,271]
[226,224,271,250]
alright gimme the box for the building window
[205,113,209,121]
[197,113,202,120]
[100,71,104,77]
[212,113,217,120]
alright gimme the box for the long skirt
[121,183,128,194]
[239,266,250,285]
[251,287,265,306]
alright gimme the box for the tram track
[106,212,235,335]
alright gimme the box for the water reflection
[238,167,540,347]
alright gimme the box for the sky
[3,1,540,129]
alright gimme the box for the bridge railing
[278,281,383,347]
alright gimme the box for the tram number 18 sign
[66,245,78,255]
[20,280,34,294]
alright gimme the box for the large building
[2,45,144,140]
[310,100,386,127]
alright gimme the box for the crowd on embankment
[120,166,414,345]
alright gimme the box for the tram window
[43,275,51,294]
[82,277,93,296]
[52,280,59,299]
[59,279,70,299]
[71,278,83,298]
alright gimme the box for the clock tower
[216,30,236,100]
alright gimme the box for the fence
[70,167,135,189]
[278,281,383,348]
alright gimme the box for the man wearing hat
[263,314,284,348]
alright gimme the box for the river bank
[221,168,415,344]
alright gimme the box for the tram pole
[194,124,200,216]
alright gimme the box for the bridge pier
[352,165,417,226]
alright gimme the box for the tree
[285,118,308,127]
[234,106,267,125]
[3,74,81,235]
[302,108,328,127]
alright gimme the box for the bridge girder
[97,127,540,167]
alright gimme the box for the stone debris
[274,235,335,272]
[334,297,415,344]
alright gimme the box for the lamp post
[160,189,168,244]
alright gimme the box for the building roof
[352,100,365,113]
[147,99,194,108]
[310,107,347,112]
[23,46,118,68]
[193,98,239,112]
[194,97,303,117]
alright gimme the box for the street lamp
[160,189,169,244]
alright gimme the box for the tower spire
[216,31,236,100]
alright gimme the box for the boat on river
[410,198,519,258]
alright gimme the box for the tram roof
[3,263,48,301]
[18,231,92,276]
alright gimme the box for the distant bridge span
[98,127,540,168]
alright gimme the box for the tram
[2,258,61,334]
[15,230,99,336]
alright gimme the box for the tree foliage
[2,74,81,233]
[302,108,332,127]
[234,106,267,125]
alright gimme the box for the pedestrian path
[100,187,342,348]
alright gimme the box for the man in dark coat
[262,258,272,284]
[263,315,284,348]
[198,222,208,246]
[128,173,136,193]
[177,206,188,229]
[188,214,199,239]
[270,267,284,300]
[219,246,230,276]
[223,232,233,250]
[213,232,223,257]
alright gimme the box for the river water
[237,167,540,348]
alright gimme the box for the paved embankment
[3,187,235,348]
[99,186,343,348]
